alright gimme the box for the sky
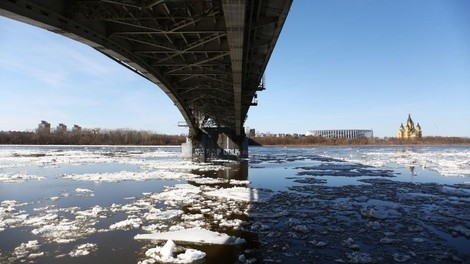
[0,0,469,137]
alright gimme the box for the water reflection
[213,162,249,181]
[191,162,248,180]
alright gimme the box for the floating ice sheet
[135,228,245,245]
[63,170,197,182]
[323,147,470,177]
[139,239,206,264]
[205,187,273,203]
[0,147,226,183]
[0,173,45,183]
[13,240,42,260]
[69,243,97,257]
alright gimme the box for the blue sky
[1,0,469,137]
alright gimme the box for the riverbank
[2,131,469,148]
[0,130,185,145]
[249,136,470,146]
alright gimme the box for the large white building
[306,129,373,139]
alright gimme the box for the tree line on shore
[249,136,470,146]
[0,129,186,145]
[1,129,468,146]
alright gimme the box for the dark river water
[0,145,469,263]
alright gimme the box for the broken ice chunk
[135,227,245,245]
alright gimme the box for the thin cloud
[1,56,60,86]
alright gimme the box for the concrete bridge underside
[0,0,291,160]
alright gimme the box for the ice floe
[0,147,226,183]
[322,147,470,177]
[110,217,143,230]
[1,201,108,245]
[441,185,470,196]
[151,184,201,205]
[144,209,183,221]
[14,240,40,258]
[189,177,250,186]
[31,216,97,243]
[138,239,206,264]
[0,172,45,183]
[135,227,245,245]
[69,243,97,257]
[75,188,93,194]
[63,170,198,182]
[205,187,273,202]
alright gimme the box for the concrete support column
[182,128,248,162]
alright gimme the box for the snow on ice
[326,147,470,177]
[75,188,93,194]
[13,240,41,259]
[69,243,97,257]
[135,228,245,245]
[0,173,45,183]
[0,147,226,183]
[138,239,206,264]
[110,217,143,230]
[63,170,197,182]
[205,187,273,202]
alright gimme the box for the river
[0,145,469,263]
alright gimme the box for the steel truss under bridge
[0,0,292,137]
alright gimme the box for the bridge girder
[0,0,292,136]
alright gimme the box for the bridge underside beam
[222,0,245,136]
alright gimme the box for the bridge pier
[182,128,248,162]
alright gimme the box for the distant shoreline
[1,131,469,147]
[248,136,470,147]
[0,130,185,145]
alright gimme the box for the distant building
[56,123,67,134]
[256,132,274,137]
[397,114,422,139]
[245,127,256,138]
[37,121,51,134]
[72,125,82,134]
[306,129,373,139]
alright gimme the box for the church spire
[407,114,413,123]
[406,114,414,129]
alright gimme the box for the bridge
[0,0,292,161]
